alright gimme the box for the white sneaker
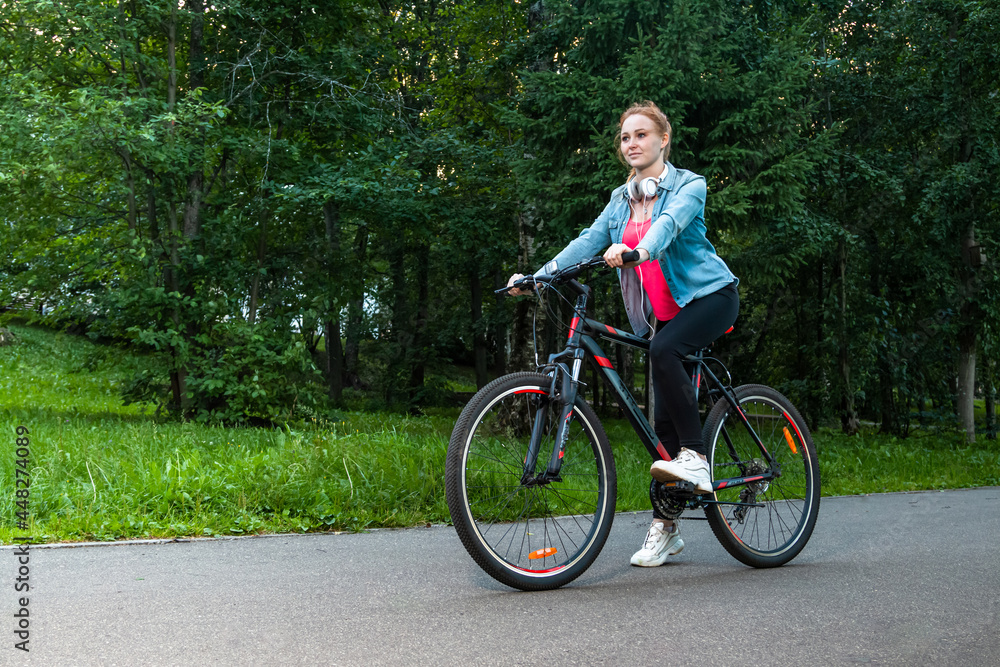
[650,448,713,493]
[630,520,684,567]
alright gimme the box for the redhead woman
[508,101,739,566]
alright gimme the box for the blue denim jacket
[543,162,737,336]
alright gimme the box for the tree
[818,0,1000,439]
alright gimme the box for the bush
[121,319,330,424]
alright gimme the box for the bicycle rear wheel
[445,372,616,591]
[702,384,820,568]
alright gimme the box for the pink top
[623,217,681,321]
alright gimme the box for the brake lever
[495,276,538,295]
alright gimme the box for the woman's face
[620,113,668,172]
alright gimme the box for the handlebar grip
[496,276,535,294]
[622,250,641,263]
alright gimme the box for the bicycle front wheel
[702,384,820,568]
[445,372,616,591]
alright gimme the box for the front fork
[520,354,584,485]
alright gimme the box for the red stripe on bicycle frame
[568,316,580,339]
[594,356,613,368]
[606,324,617,334]
[655,441,671,460]
[717,481,728,489]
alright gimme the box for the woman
[508,101,739,567]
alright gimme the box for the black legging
[650,281,739,459]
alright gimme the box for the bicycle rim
[704,385,819,566]
[450,375,614,588]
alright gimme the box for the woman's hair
[617,101,672,176]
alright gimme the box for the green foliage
[0,0,997,436]
[175,320,328,424]
[0,323,453,540]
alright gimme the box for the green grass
[814,428,1000,494]
[604,419,1000,508]
[0,323,455,542]
[1,321,998,544]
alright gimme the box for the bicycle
[445,253,820,591]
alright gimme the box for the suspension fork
[544,357,583,478]
[519,372,557,484]
[521,284,589,484]
[519,359,584,484]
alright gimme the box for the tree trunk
[408,247,430,401]
[388,239,410,405]
[323,199,343,403]
[121,150,138,232]
[163,4,186,414]
[183,172,203,239]
[470,272,488,389]
[957,221,978,442]
[878,356,898,436]
[510,210,534,372]
[183,0,205,240]
[948,374,959,420]
[956,325,977,442]
[811,259,824,431]
[145,168,159,241]
[837,240,859,434]
[344,226,367,389]
[985,360,996,440]
[749,288,785,365]
[248,197,268,325]
[166,3,177,110]
[187,0,205,89]
[492,270,506,378]
[167,200,187,413]
[325,319,343,404]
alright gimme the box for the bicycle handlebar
[496,250,641,295]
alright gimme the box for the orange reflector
[528,547,557,560]
[783,427,798,454]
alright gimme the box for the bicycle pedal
[660,480,696,494]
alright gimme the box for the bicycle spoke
[704,386,819,566]
[447,378,615,585]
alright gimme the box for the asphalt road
[3,487,999,666]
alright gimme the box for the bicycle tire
[445,372,616,591]
[702,384,820,568]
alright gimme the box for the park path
[3,487,999,666]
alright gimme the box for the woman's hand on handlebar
[506,273,529,297]
[603,244,649,268]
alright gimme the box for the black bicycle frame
[521,278,777,496]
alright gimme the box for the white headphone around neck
[627,163,669,200]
